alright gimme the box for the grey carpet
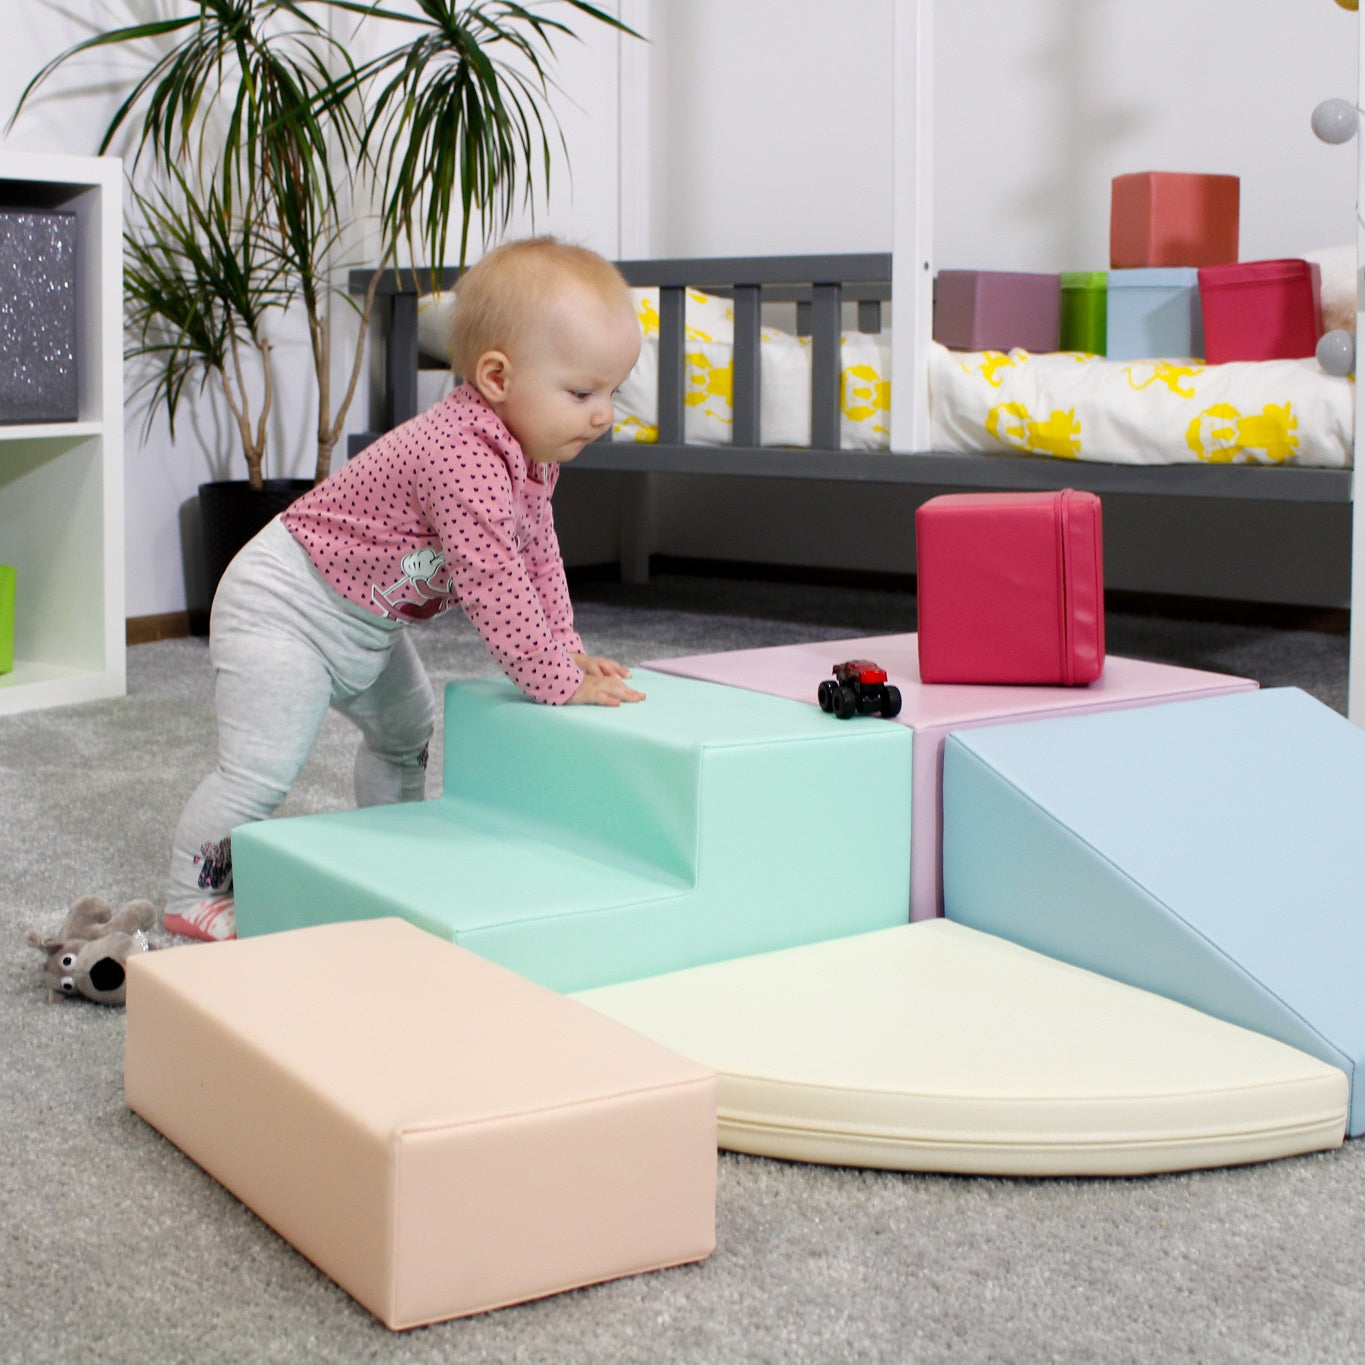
[3,573,1361,1364]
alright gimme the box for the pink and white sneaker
[163,898,236,942]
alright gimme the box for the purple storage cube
[933,270,1061,353]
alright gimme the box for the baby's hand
[572,652,635,681]
[568,661,645,707]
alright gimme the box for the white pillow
[416,291,458,362]
[412,285,894,451]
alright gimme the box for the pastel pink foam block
[645,635,1256,920]
[124,919,717,1330]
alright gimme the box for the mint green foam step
[232,669,913,992]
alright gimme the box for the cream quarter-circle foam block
[574,920,1345,1177]
[233,670,911,993]
[943,687,1365,1135]
[644,634,1254,919]
[124,919,717,1330]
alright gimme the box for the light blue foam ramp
[233,669,912,992]
[941,687,1365,1135]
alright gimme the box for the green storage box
[1060,271,1108,354]
[0,564,14,674]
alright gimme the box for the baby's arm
[521,493,643,704]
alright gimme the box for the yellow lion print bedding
[928,344,1353,468]
[415,288,1353,467]
[613,287,892,450]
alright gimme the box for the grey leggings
[165,517,436,916]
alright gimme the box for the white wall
[645,0,1358,266]
[644,0,895,256]
[934,0,1358,270]
[3,1,1360,616]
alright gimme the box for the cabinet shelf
[0,659,116,717]
[0,151,124,716]
[0,420,102,444]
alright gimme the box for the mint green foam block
[233,669,913,992]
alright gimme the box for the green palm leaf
[12,0,639,482]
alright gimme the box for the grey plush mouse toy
[26,895,156,1006]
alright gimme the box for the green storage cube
[1060,271,1108,354]
[0,564,14,674]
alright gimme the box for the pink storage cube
[933,270,1061,352]
[915,489,1105,687]
[1198,259,1324,363]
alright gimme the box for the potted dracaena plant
[12,0,632,596]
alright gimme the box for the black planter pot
[198,478,314,604]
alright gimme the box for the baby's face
[493,282,641,465]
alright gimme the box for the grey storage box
[0,209,78,423]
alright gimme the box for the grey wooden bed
[348,253,1353,583]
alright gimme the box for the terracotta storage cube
[1198,259,1323,364]
[1110,171,1239,269]
[124,919,718,1330]
[933,270,1060,352]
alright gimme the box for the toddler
[164,237,646,942]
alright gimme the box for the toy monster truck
[817,660,903,720]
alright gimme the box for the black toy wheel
[817,679,837,713]
[881,685,902,719]
[835,684,858,719]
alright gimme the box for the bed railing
[609,253,892,451]
[348,253,893,456]
[348,254,1351,507]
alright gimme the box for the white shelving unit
[0,151,124,717]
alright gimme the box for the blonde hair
[447,237,633,378]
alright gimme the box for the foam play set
[643,632,1255,919]
[576,920,1346,1177]
[126,494,1365,1326]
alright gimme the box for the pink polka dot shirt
[282,383,585,705]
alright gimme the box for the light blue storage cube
[1105,267,1203,360]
